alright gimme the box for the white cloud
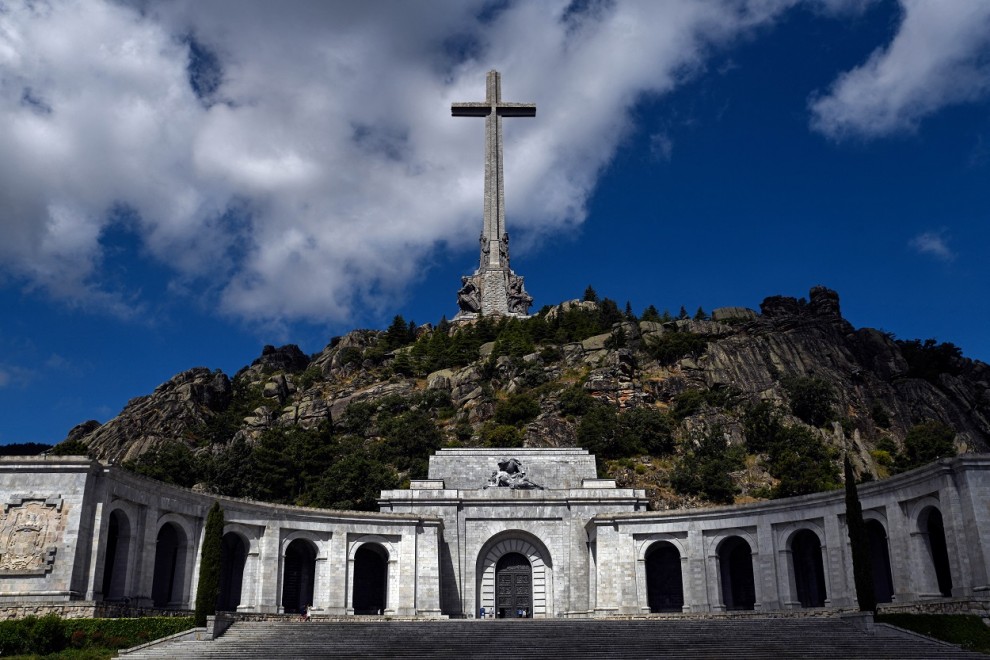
[0,0,824,324]
[909,230,955,262]
[810,0,990,140]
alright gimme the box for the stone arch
[281,537,318,614]
[101,505,135,601]
[644,541,684,613]
[352,543,389,614]
[788,529,827,608]
[477,532,553,618]
[716,535,755,611]
[151,520,190,607]
[918,505,953,597]
[863,517,894,603]
[217,531,248,612]
[347,535,399,615]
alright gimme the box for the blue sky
[1,0,989,445]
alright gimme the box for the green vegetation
[124,442,199,488]
[896,338,963,383]
[194,502,224,626]
[0,615,194,658]
[742,402,840,498]
[875,614,990,654]
[782,376,835,427]
[48,440,90,457]
[0,442,54,456]
[671,426,744,504]
[577,404,674,460]
[645,330,708,366]
[494,392,540,426]
[896,420,956,473]
[844,456,876,612]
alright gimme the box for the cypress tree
[195,501,224,626]
[844,455,876,612]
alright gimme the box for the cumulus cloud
[810,0,990,139]
[0,0,830,324]
[909,230,955,262]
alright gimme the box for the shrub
[620,406,675,455]
[494,392,541,427]
[870,402,892,428]
[671,426,743,504]
[558,386,594,416]
[896,338,963,383]
[479,423,524,448]
[645,331,708,366]
[782,376,835,427]
[875,614,990,653]
[896,420,956,472]
[769,426,840,498]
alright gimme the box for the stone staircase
[119,617,984,659]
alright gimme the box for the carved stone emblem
[484,458,544,490]
[0,495,63,575]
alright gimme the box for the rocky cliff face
[64,287,990,505]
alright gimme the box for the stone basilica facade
[2,448,990,619]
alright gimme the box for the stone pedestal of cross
[452,70,534,319]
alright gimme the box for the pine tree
[195,501,224,626]
[583,285,599,303]
[678,305,689,320]
[694,306,708,320]
[844,456,876,612]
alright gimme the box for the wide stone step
[119,618,984,659]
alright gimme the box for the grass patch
[876,613,990,653]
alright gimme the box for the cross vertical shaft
[453,70,536,271]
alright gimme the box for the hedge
[0,615,194,656]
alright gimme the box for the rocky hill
[57,286,990,511]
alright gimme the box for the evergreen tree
[844,456,876,612]
[678,305,689,320]
[624,301,635,320]
[583,285,599,303]
[694,306,708,320]
[195,502,224,625]
[641,305,661,322]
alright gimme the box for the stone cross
[452,70,535,319]
[452,70,535,270]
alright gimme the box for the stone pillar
[415,523,444,617]
[685,529,708,612]
[257,524,281,613]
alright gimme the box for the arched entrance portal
[718,536,755,611]
[791,530,826,608]
[495,553,532,618]
[645,542,684,612]
[282,539,317,614]
[218,533,247,611]
[101,509,131,600]
[923,508,953,597]
[151,522,188,607]
[866,520,894,603]
[477,534,552,618]
[353,544,388,615]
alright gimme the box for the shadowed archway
[718,536,755,611]
[645,541,684,613]
[791,530,826,608]
[282,539,317,614]
[352,543,388,615]
[218,532,248,611]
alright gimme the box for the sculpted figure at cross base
[484,457,544,490]
[457,276,481,313]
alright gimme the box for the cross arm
[452,103,491,117]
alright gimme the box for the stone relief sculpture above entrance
[484,457,544,490]
[0,495,63,575]
[452,70,534,320]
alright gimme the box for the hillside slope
[58,286,990,510]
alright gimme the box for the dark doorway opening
[282,539,317,614]
[866,520,894,603]
[645,542,684,612]
[791,530,826,608]
[218,533,247,611]
[353,544,389,614]
[719,536,755,611]
[495,552,532,618]
[151,523,186,607]
[924,508,953,597]
[101,510,130,600]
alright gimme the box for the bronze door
[495,553,532,618]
